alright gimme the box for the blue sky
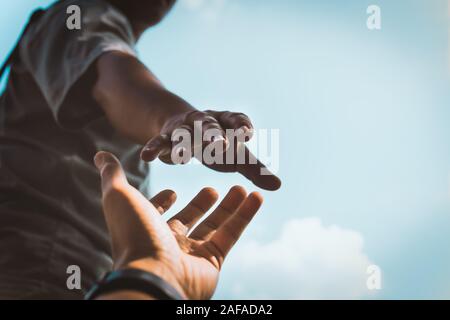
[1,0,450,299]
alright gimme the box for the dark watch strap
[85,269,186,300]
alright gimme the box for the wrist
[123,260,187,299]
[86,268,187,300]
[157,92,196,129]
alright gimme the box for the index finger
[206,192,263,267]
[237,145,281,191]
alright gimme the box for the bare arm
[92,51,281,191]
[93,51,194,145]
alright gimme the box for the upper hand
[140,110,281,191]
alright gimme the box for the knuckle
[222,223,239,240]
[202,219,218,232]
[234,112,248,118]
[186,110,207,121]
[202,115,219,124]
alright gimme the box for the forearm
[93,51,195,145]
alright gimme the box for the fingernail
[238,126,253,142]
[235,127,246,139]
[239,126,250,133]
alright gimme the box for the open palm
[94,151,263,299]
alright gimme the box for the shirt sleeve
[19,0,137,129]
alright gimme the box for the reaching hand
[94,151,264,300]
[140,110,281,191]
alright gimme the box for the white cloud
[215,218,375,299]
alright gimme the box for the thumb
[94,151,135,262]
[94,151,128,194]
[93,151,169,266]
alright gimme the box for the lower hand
[94,151,264,299]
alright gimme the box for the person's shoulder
[48,0,111,12]
[24,0,133,43]
[37,0,122,25]
[55,0,129,21]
